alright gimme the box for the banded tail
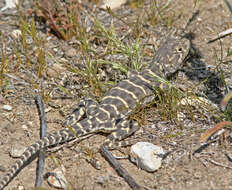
[0,128,75,189]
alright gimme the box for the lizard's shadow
[180,42,224,104]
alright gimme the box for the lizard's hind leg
[103,119,140,150]
[62,98,98,126]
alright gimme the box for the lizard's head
[152,34,191,79]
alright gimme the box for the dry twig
[35,91,47,187]
[100,145,141,190]
[208,28,232,43]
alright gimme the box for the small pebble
[21,125,28,130]
[47,167,67,189]
[46,63,65,78]
[27,121,33,127]
[11,29,22,39]
[45,107,52,113]
[0,165,6,172]
[10,144,26,158]
[3,105,13,111]
[130,142,165,172]
[100,0,127,9]
[65,47,76,57]
[18,185,24,190]
[0,120,12,129]
[96,175,109,185]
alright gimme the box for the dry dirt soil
[0,0,232,190]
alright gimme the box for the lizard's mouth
[184,51,192,62]
[181,44,199,70]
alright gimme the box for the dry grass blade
[220,91,232,111]
[224,0,232,14]
[200,121,232,142]
[207,157,232,170]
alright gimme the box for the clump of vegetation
[147,0,178,27]
[33,0,80,40]
[18,17,46,78]
[0,31,9,92]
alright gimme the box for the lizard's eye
[176,47,183,52]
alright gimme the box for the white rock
[130,142,165,172]
[10,144,26,158]
[0,0,18,12]
[47,167,67,189]
[3,105,12,111]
